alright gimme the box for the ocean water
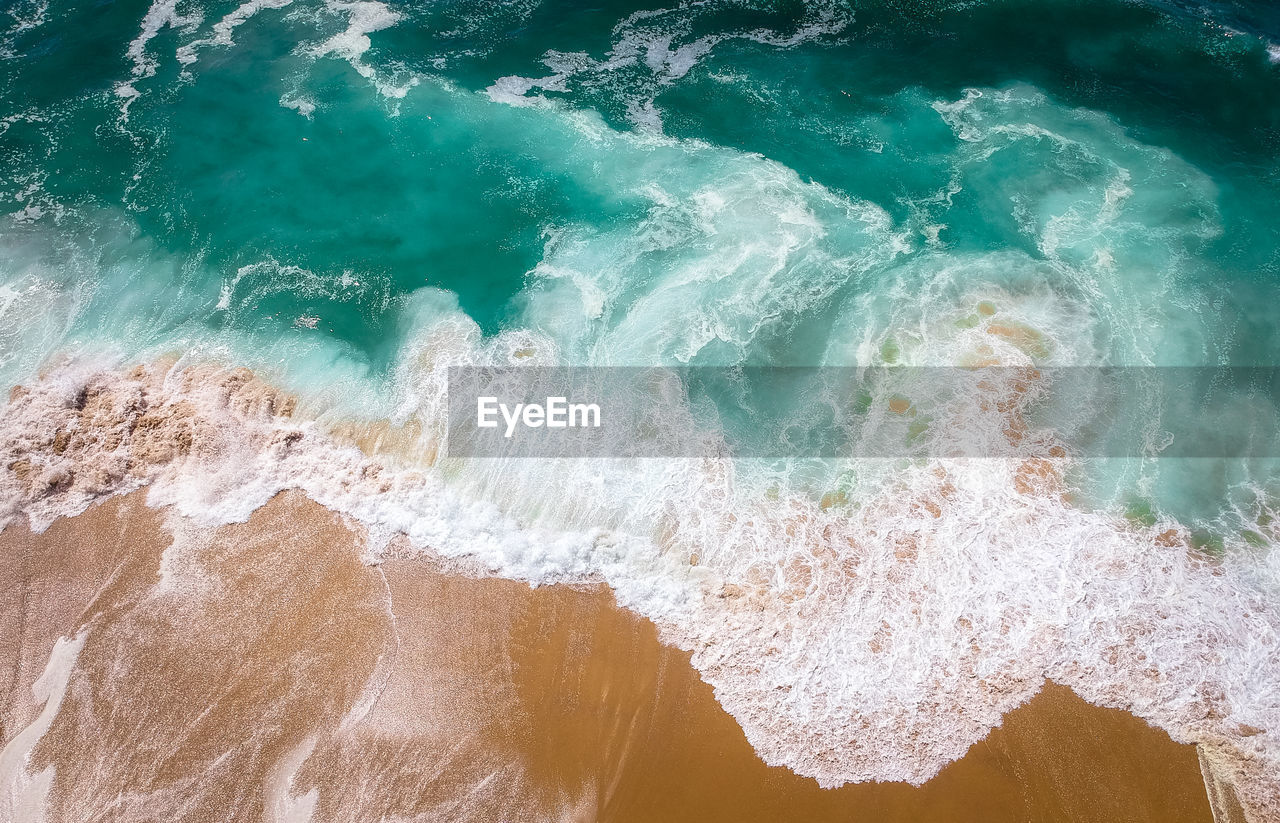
[3,0,1280,811]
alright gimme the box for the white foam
[310,0,398,63]
[0,0,48,56]
[175,0,294,68]
[625,99,664,133]
[0,267,84,388]
[485,0,853,131]
[114,0,204,119]
[2,0,48,34]
[306,0,417,100]
[214,256,382,319]
[484,75,548,108]
[265,737,319,823]
[0,111,43,139]
[280,92,317,118]
[0,631,88,823]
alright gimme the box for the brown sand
[0,490,1218,822]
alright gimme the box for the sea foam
[486,0,853,130]
[2,340,1278,817]
[175,0,295,68]
[114,0,204,118]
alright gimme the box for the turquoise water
[2,0,1279,530]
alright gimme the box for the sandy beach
[0,490,1219,822]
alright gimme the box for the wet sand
[0,490,1219,822]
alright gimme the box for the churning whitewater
[2,0,1280,818]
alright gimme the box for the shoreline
[0,356,1275,819]
[1,489,1221,822]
